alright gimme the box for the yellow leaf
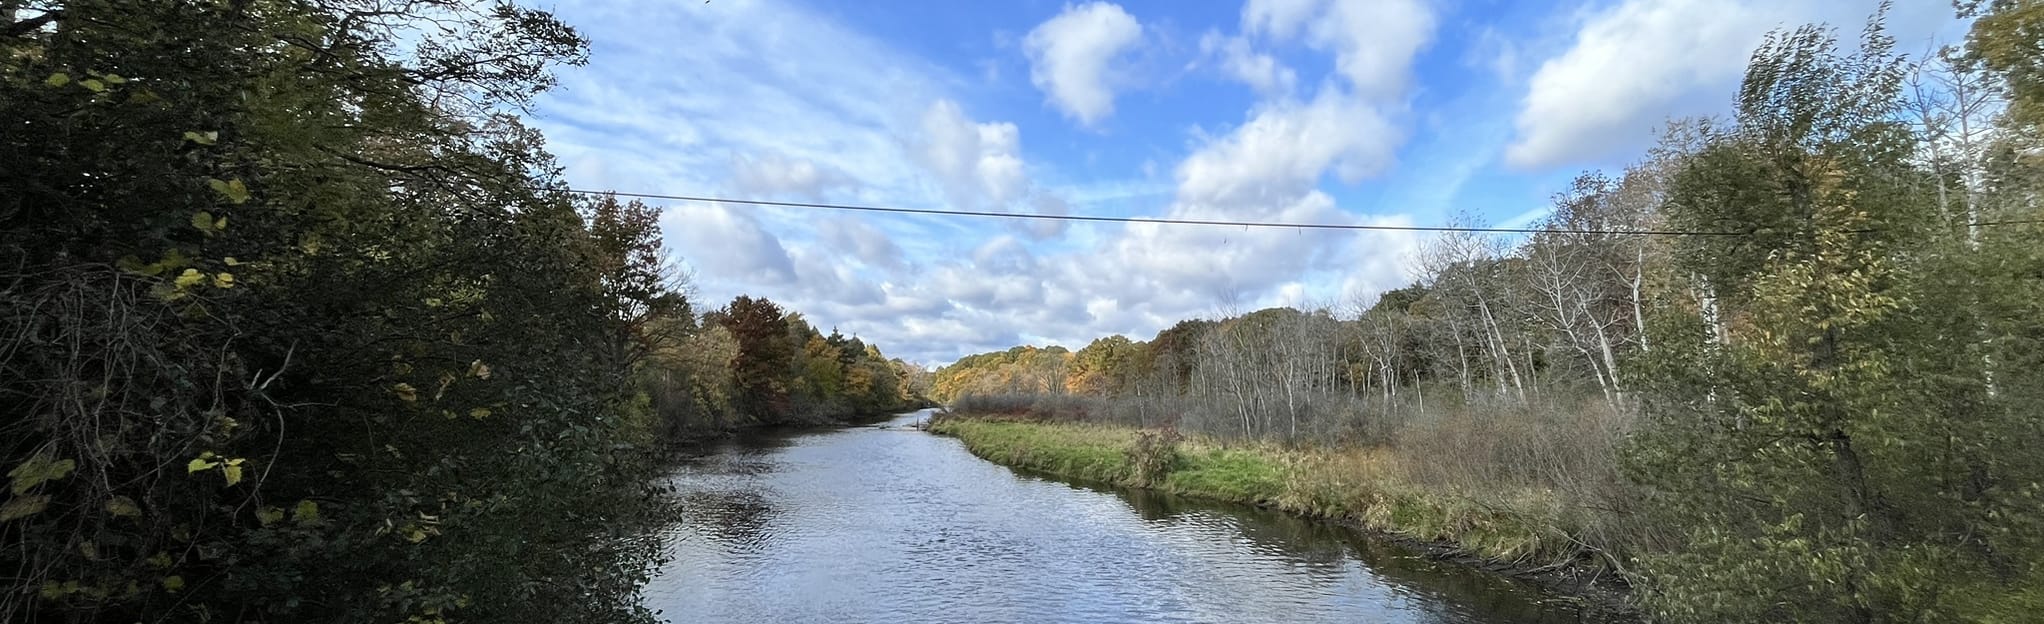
[221,463,243,486]
[468,360,491,379]
[174,268,205,289]
[185,458,217,473]
[223,256,243,266]
[0,495,50,521]
[105,496,141,518]
[44,72,68,87]
[392,383,418,402]
[182,130,217,145]
[161,575,184,592]
[468,407,491,420]
[212,272,235,289]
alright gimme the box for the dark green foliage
[0,1,672,621]
[1628,15,2044,622]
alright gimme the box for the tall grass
[937,388,1666,580]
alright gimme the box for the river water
[644,410,1607,623]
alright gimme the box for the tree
[1,1,672,622]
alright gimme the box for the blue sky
[525,0,1961,365]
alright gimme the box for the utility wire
[563,188,2044,237]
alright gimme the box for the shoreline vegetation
[926,413,1638,614]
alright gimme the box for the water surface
[645,410,1607,623]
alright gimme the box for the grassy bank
[929,415,1630,596]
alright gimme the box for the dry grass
[938,390,1668,579]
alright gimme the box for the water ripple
[643,411,1608,624]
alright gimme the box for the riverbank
[928,415,1638,615]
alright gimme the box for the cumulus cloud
[1242,0,1435,98]
[1503,0,1781,169]
[1023,2,1144,125]
[906,99,1072,239]
[1176,90,1400,208]
[910,99,1028,209]
[1199,31,1297,96]
[1502,0,1956,169]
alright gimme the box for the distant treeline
[939,9,2044,622]
[640,293,934,436]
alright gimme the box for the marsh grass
[933,397,1659,578]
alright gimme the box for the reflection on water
[644,411,1617,624]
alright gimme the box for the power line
[563,188,2044,237]
[563,189,1746,237]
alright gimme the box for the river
[643,409,1610,623]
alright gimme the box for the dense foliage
[641,293,932,433]
[937,7,2044,621]
[0,1,923,621]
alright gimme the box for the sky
[525,0,1965,365]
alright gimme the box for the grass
[929,415,1588,571]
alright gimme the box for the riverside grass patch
[930,417,1582,571]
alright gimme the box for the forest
[935,6,2044,622]
[0,1,922,621]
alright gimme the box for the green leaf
[293,500,321,525]
[191,211,217,233]
[181,131,218,145]
[256,506,284,526]
[105,496,141,518]
[45,72,70,87]
[469,407,491,420]
[8,454,76,495]
[221,462,243,487]
[79,78,104,92]
[207,178,250,204]
[212,272,235,289]
[161,575,184,592]
[101,73,127,84]
[186,458,217,474]
[0,495,50,521]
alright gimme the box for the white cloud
[1023,2,1145,125]
[1503,0,1780,169]
[910,99,1028,209]
[665,204,797,284]
[817,217,906,271]
[1243,0,1435,98]
[1199,31,1298,95]
[729,150,856,198]
[1503,0,1957,169]
[1175,89,1400,208]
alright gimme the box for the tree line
[0,1,920,621]
[937,7,2044,621]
